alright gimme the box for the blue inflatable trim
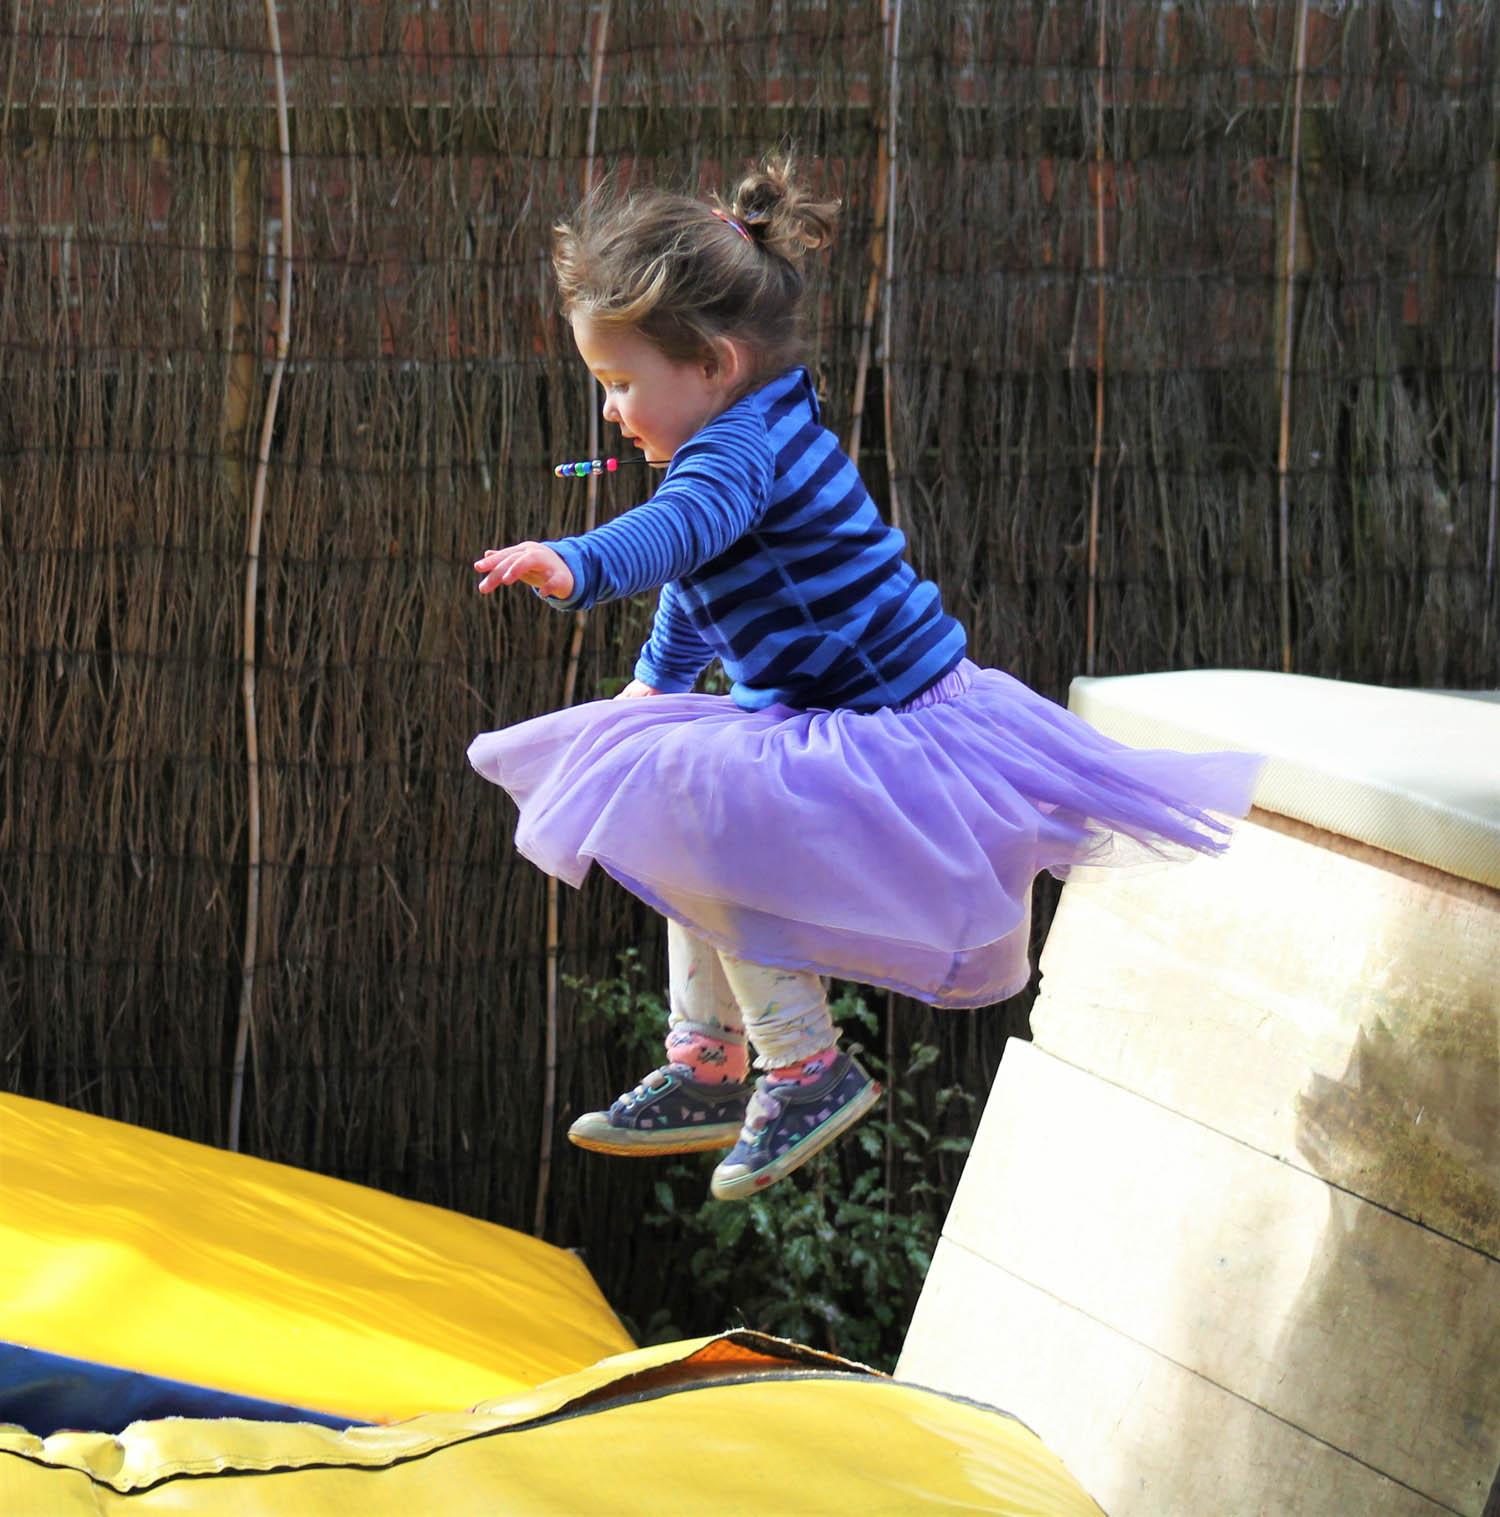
[0,1341,369,1437]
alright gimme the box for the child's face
[570,313,739,466]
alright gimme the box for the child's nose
[601,394,620,424]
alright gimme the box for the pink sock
[665,1027,749,1085]
[765,1046,839,1086]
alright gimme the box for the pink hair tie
[712,207,753,243]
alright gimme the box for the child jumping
[469,157,1262,1203]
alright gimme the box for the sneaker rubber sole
[567,1111,744,1156]
[709,1077,883,1201]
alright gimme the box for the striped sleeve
[635,581,716,692]
[543,410,773,610]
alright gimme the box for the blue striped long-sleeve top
[543,367,967,713]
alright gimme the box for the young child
[469,158,1262,1203]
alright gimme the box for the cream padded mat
[1068,670,1500,890]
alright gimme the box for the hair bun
[727,156,839,264]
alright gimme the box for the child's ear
[704,337,746,388]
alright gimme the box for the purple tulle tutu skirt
[467,661,1262,1008]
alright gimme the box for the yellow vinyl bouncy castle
[0,1093,1103,1515]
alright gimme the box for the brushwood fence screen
[2,1,1496,1329]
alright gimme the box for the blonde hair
[552,156,839,380]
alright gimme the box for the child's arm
[540,418,773,610]
[634,581,715,693]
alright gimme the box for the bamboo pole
[847,10,893,469]
[1275,0,1311,677]
[1486,160,1500,658]
[1,1,20,143]
[228,0,294,1153]
[535,0,611,1238]
[877,0,903,1214]
[1084,0,1108,678]
[879,0,903,535]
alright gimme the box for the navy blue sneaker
[567,1064,750,1156]
[709,1052,882,1201]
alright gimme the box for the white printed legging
[663,918,838,1083]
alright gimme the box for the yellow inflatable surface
[1,1333,1105,1515]
[0,1092,632,1424]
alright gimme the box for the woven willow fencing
[2,1,1496,1336]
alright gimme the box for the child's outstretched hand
[473,542,575,600]
[614,680,660,699]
